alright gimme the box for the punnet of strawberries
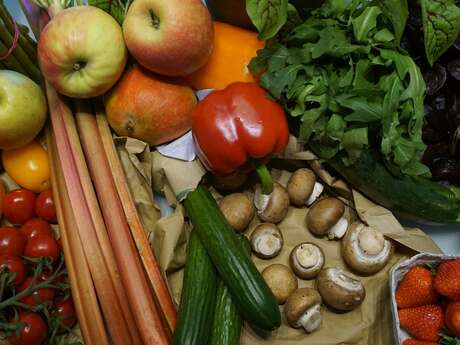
[396,260,460,345]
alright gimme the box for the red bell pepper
[192,82,289,194]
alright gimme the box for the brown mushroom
[290,242,325,279]
[262,264,298,304]
[254,182,290,223]
[219,193,255,233]
[316,267,365,312]
[250,223,284,259]
[287,168,324,207]
[307,197,348,240]
[342,222,394,275]
[285,288,322,333]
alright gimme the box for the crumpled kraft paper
[116,136,442,345]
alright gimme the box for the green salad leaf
[250,0,429,177]
[246,0,289,40]
[88,0,131,24]
[421,0,460,66]
[375,0,408,44]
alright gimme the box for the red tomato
[447,301,460,337]
[20,219,53,240]
[0,227,26,256]
[9,311,47,345]
[3,189,36,225]
[0,255,26,286]
[53,297,77,330]
[35,190,57,223]
[18,276,55,306]
[24,234,60,262]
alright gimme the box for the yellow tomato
[2,141,50,193]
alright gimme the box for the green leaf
[375,0,408,44]
[352,6,382,42]
[89,0,131,24]
[246,0,289,40]
[421,0,460,66]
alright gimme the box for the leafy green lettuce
[249,0,430,177]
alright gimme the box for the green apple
[0,70,47,150]
[38,6,127,98]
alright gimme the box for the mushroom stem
[298,305,322,333]
[252,160,273,195]
[253,235,281,257]
[306,182,324,206]
[328,216,349,240]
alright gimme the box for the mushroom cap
[307,197,345,236]
[290,242,325,279]
[287,169,316,207]
[285,288,322,327]
[254,182,290,224]
[219,193,255,233]
[250,223,284,259]
[212,172,248,193]
[262,264,298,305]
[316,267,365,312]
[342,222,394,275]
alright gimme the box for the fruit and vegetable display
[1,0,460,344]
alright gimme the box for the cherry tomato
[20,219,53,240]
[53,297,77,330]
[0,227,26,256]
[24,234,60,262]
[9,311,47,345]
[3,189,36,225]
[0,255,26,286]
[18,276,56,307]
[35,190,57,223]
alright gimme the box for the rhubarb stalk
[95,101,177,332]
[76,101,171,344]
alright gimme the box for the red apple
[38,6,127,98]
[123,0,214,77]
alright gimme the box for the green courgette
[184,186,281,331]
[325,148,460,224]
[209,235,250,345]
[173,231,217,345]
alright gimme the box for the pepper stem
[252,160,273,195]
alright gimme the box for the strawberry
[399,304,444,342]
[396,266,438,308]
[446,301,460,337]
[434,260,460,301]
[403,339,439,345]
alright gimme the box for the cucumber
[209,235,249,345]
[184,186,281,331]
[173,231,217,345]
[325,148,460,224]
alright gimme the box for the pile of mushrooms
[307,197,349,240]
[342,222,394,275]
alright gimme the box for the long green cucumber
[209,235,250,345]
[325,148,460,224]
[173,231,217,345]
[184,186,281,331]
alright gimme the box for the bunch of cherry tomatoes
[0,187,77,345]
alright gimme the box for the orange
[184,21,265,90]
[2,141,50,193]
